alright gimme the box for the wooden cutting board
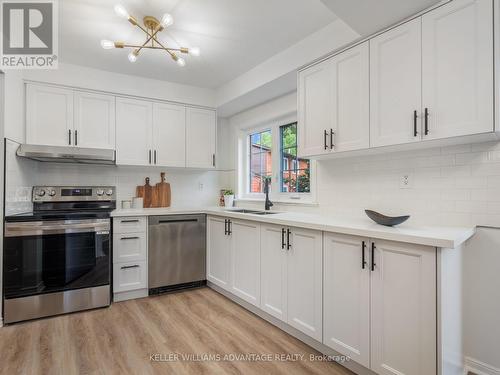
[153,172,171,207]
[136,177,154,208]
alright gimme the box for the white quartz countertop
[111,207,475,248]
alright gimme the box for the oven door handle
[5,220,110,237]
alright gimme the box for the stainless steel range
[3,186,115,324]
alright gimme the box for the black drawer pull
[121,236,139,240]
[120,219,140,223]
[281,228,286,249]
[121,265,140,270]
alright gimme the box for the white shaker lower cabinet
[207,216,232,290]
[230,220,261,306]
[323,234,436,375]
[370,240,436,375]
[323,233,370,368]
[260,224,288,321]
[260,224,322,341]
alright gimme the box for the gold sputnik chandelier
[101,4,200,66]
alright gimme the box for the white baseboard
[465,357,500,375]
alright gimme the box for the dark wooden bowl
[365,210,410,227]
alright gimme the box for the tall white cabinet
[422,0,494,140]
[153,103,186,168]
[186,108,217,169]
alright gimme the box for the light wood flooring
[0,287,353,375]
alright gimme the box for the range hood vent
[16,144,116,165]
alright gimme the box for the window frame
[237,118,316,204]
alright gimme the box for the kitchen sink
[226,209,279,215]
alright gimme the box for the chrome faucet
[264,177,273,211]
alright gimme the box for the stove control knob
[96,189,104,196]
[105,189,114,196]
[35,189,45,197]
[48,189,56,197]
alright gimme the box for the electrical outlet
[400,174,412,189]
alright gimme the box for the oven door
[3,219,110,299]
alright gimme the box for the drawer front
[113,261,147,293]
[113,217,146,234]
[113,232,147,263]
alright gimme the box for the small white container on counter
[121,200,132,209]
[132,197,144,209]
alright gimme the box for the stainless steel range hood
[16,144,116,165]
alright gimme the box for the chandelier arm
[149,36,177,58]
[135,25,163,54]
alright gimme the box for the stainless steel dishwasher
[148,214,206,294]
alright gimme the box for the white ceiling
[59,0,337,89]
[320,0,442,36]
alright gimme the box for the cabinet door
[230,219,261,306]
[115,97,153,166]
[26,84,73,147]
[207,216,231,290]
[74,91,115,149]
[153,103,186,167]
[323,233,370,368]
[260,224,287,322]
[370,18,422,147]
[186,108,216,169]
[287,227,322,341]
[298,58,333,157]
[422,0,493,139]
[330,42,370,152]
[371,240,436,375]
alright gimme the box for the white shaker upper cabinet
[260,224,288,322]
[115,97,153,166]
[330,42,370,153]
[286,226,323,341]
[26,84,74,147]
[422,0,494,140]
[153,103,186,167]
[370,18,422,147]
[370,240,436,375]
[186,108,216,169]
[323,233,370,368]
[74,91,116,149]
[298,58,334,157]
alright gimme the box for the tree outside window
[280,123,310,193]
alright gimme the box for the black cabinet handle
[224,219,228,235]
[362,241,367,269]
[281,228,286,249]
[121,265,140,270]
[286,228,291,250]
[212,154,216,167]
[371,242,376,271]
[154,150,157,164]
[120,236,139,240]
[424,108,429,136]
[121,219,139,223]
[324,130,328,150]
[227,219,232,235]
[149,150,152,164]
[413,110,418,137]
[75,130,78,146]
[68,130,72,145]
[330,129,334,149]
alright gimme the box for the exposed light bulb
[160,13,174,28]
[189,47,200,56]
[176,57,186,67]
[128,51,138,63]
[101,40,115,49]
[114,4,129,19]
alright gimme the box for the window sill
[235,197,319,207]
